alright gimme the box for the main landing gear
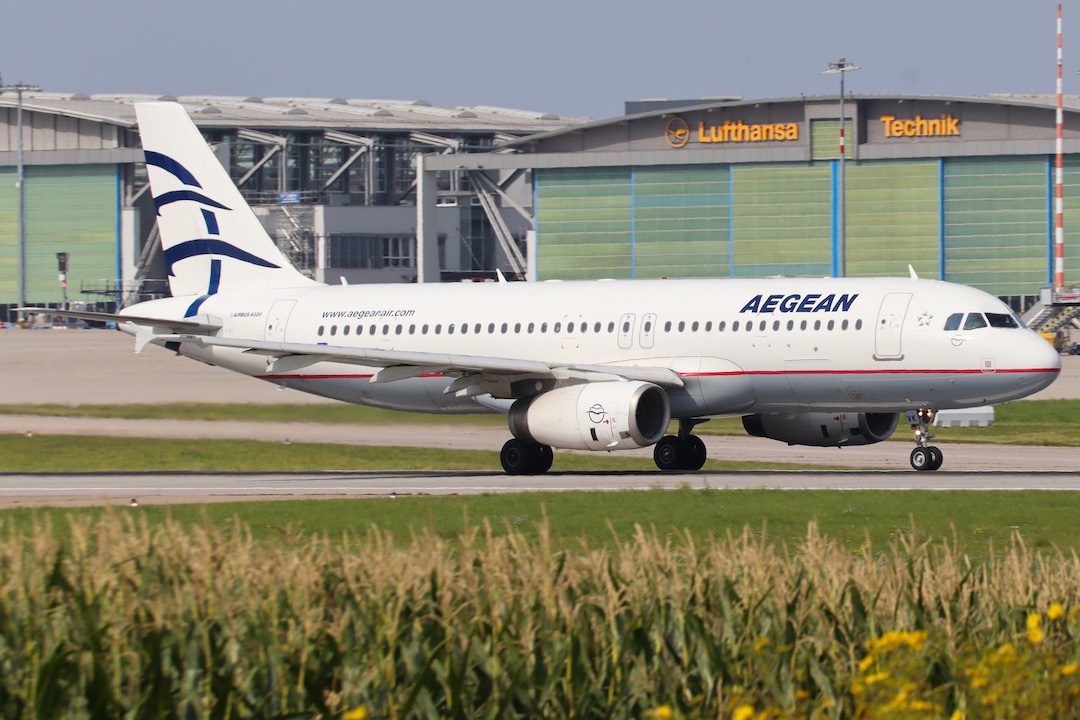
[500,438,554,475]
[908,407,943,471]
[653,418,709,471]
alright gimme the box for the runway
[3,468,1080,508]
[2,329,1078,507]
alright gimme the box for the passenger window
[514,323,521,333]
[357,325,364,335]
[528,322,535,333]
[500,323,508,334]
[317,326,324,336]
[621,321,630,333]
[568,322,575,333]
[542,322,549,333]
[841,319,848,330]
[801,320,808,330]
[434,324,442,335]
[607,322,615,333]
[475,323,481,334]
[963,313,987,330]
[488,323,495,333]
[944,313,963,331]
[691,321,699,332]
[827,320,834,331]
[733,321,740,331]
[595,322,602,333]
[395,325,402,335]
[369,325,376,335]
[580,322,587,334]
[772,320,780,331]
[718,321,726,332]
[409,325,416,334]
[343,325,350,336]
[787,320,794,331]
[705,321,712,331]
[330,325,337,336]
[664,321,672,332]
[678,321,685,332]
[855,319,863,330]
[643,321,651,333]
[448,324,455,334]
[813,320,821,330]
[422,324,429,334]
[554,322,561,333]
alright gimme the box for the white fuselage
[122,276,1061,419]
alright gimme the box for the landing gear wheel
[681,435,707,471]
[534,444,554,474]
[500,439,553,475]
[927,446,943,471]
[653,435,683,471]
[910,447,943,472]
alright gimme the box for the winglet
[495,269,508,284]
[909,265,919,280]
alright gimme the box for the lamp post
[823,58,860,277]
[1,76,40,321]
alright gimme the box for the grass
[0,435,840,473]
[3,489,1080,556]
[1,398,1077,445]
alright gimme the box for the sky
[0,0,1065,121]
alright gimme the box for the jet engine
[742,411,899,447]
[508,381,670,451]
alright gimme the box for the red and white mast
[1055,1,1066,295]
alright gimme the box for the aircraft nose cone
[1015,333,1062,394]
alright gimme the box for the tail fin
[134,102,318,299]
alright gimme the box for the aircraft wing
[166,333,685,392]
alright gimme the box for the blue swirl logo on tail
[143,150,281,317]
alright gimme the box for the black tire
[928,446,943,471]
[653,435,683,471]
[534,444,554,474]
[681,435,708,471]
[910,447,933,472]
[500,438,535,475]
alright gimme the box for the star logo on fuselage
[917,311,933,327]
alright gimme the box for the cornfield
[1,514,1078,718]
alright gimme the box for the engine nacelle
[509,381,670,451]
[742,411,899,447]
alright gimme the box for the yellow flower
[950,711,966,720]
[1028,626,1045,644]
[1061,662,1080,676]
[865,671,891,685]
[1027,613,1041,631]
[344,708,369,720]
[649,706,674,720]
[1049,603,1065,620]
[732,705,755,720]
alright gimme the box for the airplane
[29,102,1062,474]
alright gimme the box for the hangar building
[421,94,1080,310]
[5,92,1080,321]
[0,92,583,319]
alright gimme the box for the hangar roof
[0,91,590,135]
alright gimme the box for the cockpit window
[963,313,988,330]
[944,313,963,331]
[986,312,1020,329]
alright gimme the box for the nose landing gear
[907,408,943,471]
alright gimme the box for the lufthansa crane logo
[665,117,690,148]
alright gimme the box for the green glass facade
[0,164,118,306]
[535,155,1077,297]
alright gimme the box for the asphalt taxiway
[2,328,1077,506]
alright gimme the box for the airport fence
[0,515,1078,718]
